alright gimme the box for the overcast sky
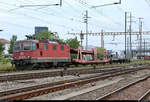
[0,0,150,51]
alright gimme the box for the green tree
[0,42,5,55]
[96,47,105,51]
[66,37,80,49]
[8,35,17,54]
[34,30,63,42]
[66,37,80,59]
[96,47,106,60]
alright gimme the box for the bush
[71,54,77,59]
[0,63,15,71]
[0,56,11,64]
[0,56,15,71]
[97,54,106,60]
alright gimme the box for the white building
[0,38,10,55]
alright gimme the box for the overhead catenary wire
[22,0,82,23]
[30,0,113,31]
[116,5,125,13]
[0,1,81,31]
[145,0,150,7]
[62,0,123,31]
[63,0,112,29]
[74,0,123,27]
[23,0,82,21]
[63,0,114,30]
[63,0,82,16]
[23,0,84,31]
[19,0,62,7]
[0,19,33,29]
[0,1,148,37]
[22,0,120,31]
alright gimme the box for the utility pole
[139,17,143,57]
[80,30,84,48]
[129,12,132,59]
[125,12,127,59]
[83,10,90,49]
[68,31,150,51]
[101,29,104,48]
[144,39,146,56]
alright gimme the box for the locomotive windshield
[13,43,20,52]
[23,41,36,50]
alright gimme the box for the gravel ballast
[0,73,103,92]
[28,69,150,100]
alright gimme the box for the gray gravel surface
[0,65,111,76]
[0,73,101,92]
[28,69,150,100]
[147,93,150,100]
[104,78,150,100]
[0,63,139,76]
[69,69,150,100]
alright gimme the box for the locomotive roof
[15,39,67,45]
[15,40,39,43]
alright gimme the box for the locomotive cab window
[44,44,48,50]
[52,45,57,50]
[23,42,32,50]
[60,45,64,51]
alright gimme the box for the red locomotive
[12,37,127,69]
[12,38,71,69]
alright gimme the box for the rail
[96,73,150,100]
[138,89,150,101]
[0,66,128,82]
[0,66,148,100]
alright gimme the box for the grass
[0,60,150,72]
[0,62,16,71]
[130,60,150,65]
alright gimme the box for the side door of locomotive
[59,44,65,57]
[43,43,49,57]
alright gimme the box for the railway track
[0,63,143,76]
[0,64,138,82]
[96,73,150,100]
[138,89,150,101]
[0,63,131,74]
[0,66,149,100]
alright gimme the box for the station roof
[0,38,10,44]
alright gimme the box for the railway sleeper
[0,67,146,100]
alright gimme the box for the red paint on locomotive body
[13,40,38,59]
[12,39,71,67]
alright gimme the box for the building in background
[35,26,48,34]
[0,38,10,55]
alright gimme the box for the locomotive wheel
[15,64,26,70]
[15,64,35,70]
[75,64,78,67]
[102,62,106,65]
[15,64,20,70]
[109,60,112,64]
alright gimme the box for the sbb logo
[20,52,24,56]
